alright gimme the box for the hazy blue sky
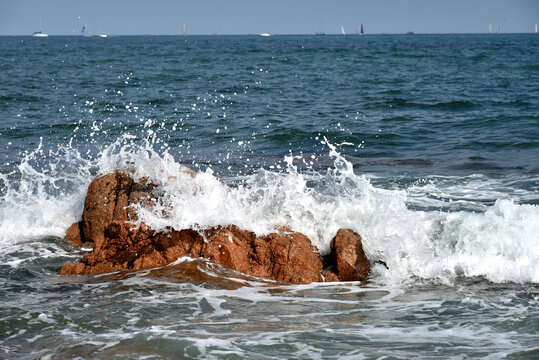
[1,0,538,35]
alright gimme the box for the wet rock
[263,231,323,284]
[64,221,83,247]
[81,172,130,247]
[61,223,323,284]
[330,229,371,281]
[61,171,371,284]
[203,226,323,284]
[321,270,339,282]
[202,226,257,276]
[76,172,155,248]
[60,221,205,275]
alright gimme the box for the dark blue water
[0,34,538,359]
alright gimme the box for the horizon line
[3,32,538,37]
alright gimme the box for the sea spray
[0,139,91,247]
[1,135,538,284]
[100,138,539,285]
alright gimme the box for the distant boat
[33,16,48,37]
[81,24,90,37]
[315,25,325,35]
[97,33,108,38]
[182,23,187,36]
[341,26,346,35]
[360,24,364,35]
[496,25,500,34]
[406,31,415,35]
[260,33,270,37]
[536,24,538,33]
[32,31,48,37]
[489,24,492,34]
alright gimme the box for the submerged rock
[61,171,372,284]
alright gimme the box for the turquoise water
[0,34,538,359]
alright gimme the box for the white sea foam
[0,137,538,284]
[0,139,91,247]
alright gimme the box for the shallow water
[1,34,538,358]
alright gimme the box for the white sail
[182,23,187,36]
[341,26,346,35]
[489,24,492,34]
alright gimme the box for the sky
[1,0,538,36]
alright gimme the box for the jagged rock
[79,172,155,248]
[61,171,372,284]
[61,223,323,284]
[202,226,323,284]
[330,229,371,281]
[64,221,83,247]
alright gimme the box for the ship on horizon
[32,16,48,37]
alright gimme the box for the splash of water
[1,136,538,285]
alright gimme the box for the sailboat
[32,16,48,37]
[489,24,492,34]
[32,31,48,37]
[81,24,90,37]
[341,26,346,35]
[360,24,364,35]
[182,23,187,36]
[97,25,108,38]
[535,24,538,33]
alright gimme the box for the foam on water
[0,139,91,247]
[1,136,538,285]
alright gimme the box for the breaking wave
[1,136,538,285]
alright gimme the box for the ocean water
[0,34,538,359]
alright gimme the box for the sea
[0,34,538,359]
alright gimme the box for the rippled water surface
[1,34,538,359]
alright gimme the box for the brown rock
[330,229,371,281]
[202,226,256,275]
[61,171,371,284]
[71,172,155,248]
[321,270,339,282]
[61,221,324,284]
[60,221,206,275]
[81,172,130,247]
[64,221,83,247]
[264,231,323,284]
[202,226,323,284]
